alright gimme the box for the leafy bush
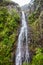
[28,10,40,24]
[0,6,20,65]
[23,62,30,65]
[32,48,43,65]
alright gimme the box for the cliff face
[0,0,21,13]
[0,1,21,65]
[27,0,43,65]
[28,0,43,46]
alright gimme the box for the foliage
[28,0,43,65]
[32,48,43,65]
[22,48,43,65]
[0,6,20,65]
[23,62,30,65]
[28,10,40,24]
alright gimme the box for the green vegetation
[23,62,30,65]
[27,0,43,65]
[0,0,43,65]
[28,11,39,24]
[32,48,43,65]
[23,48,43,65]
[0,4,20,65]
[28,10,43,45]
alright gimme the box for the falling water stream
[16,11,29,65]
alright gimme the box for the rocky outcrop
[0,0,21,14]
[26,0,43,62]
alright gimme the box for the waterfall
[15,11,29,65]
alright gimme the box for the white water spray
[16,11,29,65]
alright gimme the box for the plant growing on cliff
[32,48,43,65]
[0,5,20,65]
